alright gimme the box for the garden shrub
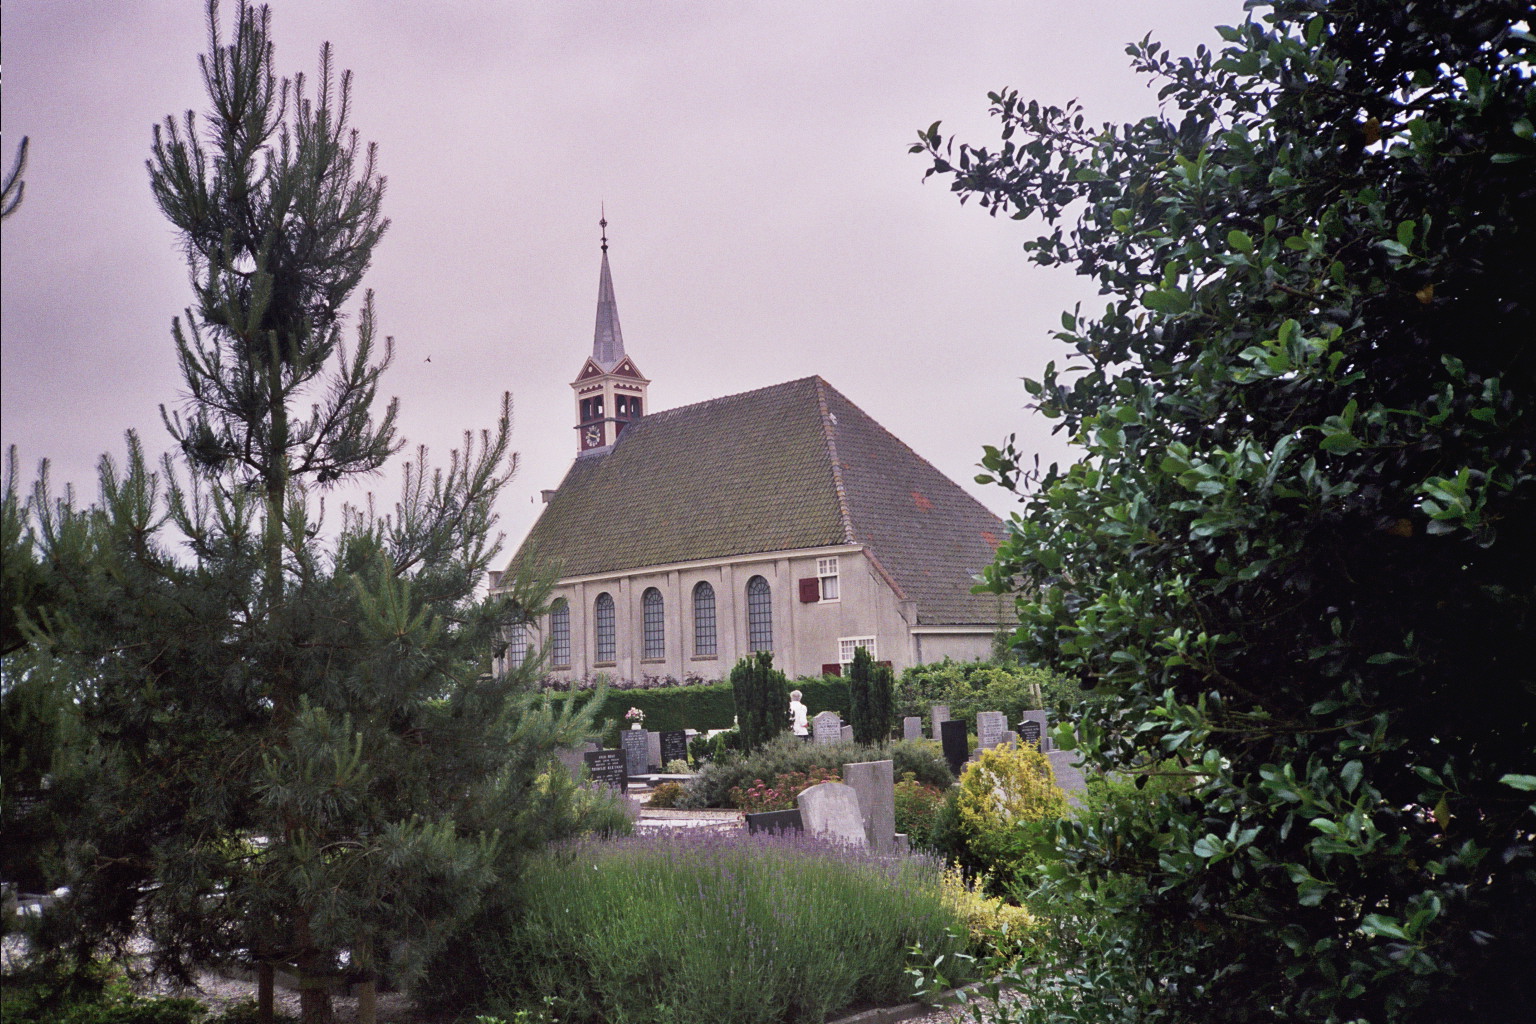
[893,772,946,845]
[464,830,967,1024]
[936,863,1037,962]
[679,735,953,809]
[727,766,841,812]
[646,781,687,809]
[954,743,1067,883]
[895,659,1099,732]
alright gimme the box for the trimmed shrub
[847,646,893,745]
[679,735,953,809]
[646,781,687,809]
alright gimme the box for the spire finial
[600,204,608,253]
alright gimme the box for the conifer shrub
[730,651,790,751]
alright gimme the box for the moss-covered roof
[509,376,1005,625]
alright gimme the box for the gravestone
[931,705,950,739]
[840,724,853,742]
[745,808,803,836]
[976,711,1008,751]
[646,730,663,772]
[796,782,867,847]
[1001,730,1018,748]
[583,749,627,793]
[659,730,689,767]
[903,716,923,740]
[1047,749,1088,806]
[843,759,896,854]
[940,719,969,777]
[621,728,651,778]
[555,741,599,780]
[812,711,842,745]
[1018,711,1051,751]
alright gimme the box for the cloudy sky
[3,0,1227,554]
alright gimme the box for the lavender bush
[470,829,967,1023]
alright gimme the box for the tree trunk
[257,963,274,1024]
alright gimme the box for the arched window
[746,575,773,652]
[506,621,530,671]
[549,599,570,667]
[642,587,665,660]
[594,592,616,663]
[693,582,717,657]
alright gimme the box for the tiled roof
[509,377,1005,625]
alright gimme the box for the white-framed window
[693,581,717,657]
[642,587,665,660]
[549,599,571,668]
[839,636,876,672]
[747,575,773,652]
[594,592,616,663]
[817,556,840,601]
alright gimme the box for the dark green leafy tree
[729,650,790,752]
[9,5,589,1024]
[917,1,1535,1020]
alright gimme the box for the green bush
[727,767,842,812]
[679,735,953,809]
[893,772,947,845]
[646,781,687,809]
[456,830,966,1024]
[896,659,1095,732]
[847,646,893,745]
[956,744,1067,874]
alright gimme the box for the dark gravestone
[1018,719,1043,749]
[621,728,651,777]
[745,808,803,836]
[940,719,969,777]
[660,730,688,767]
[583,749,627,793]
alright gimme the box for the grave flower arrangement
[625,706,645,729]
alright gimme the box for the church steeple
[572,214,650,453]
[592,213,625,369]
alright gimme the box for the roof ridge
[813,376,856,544]
[638,375,822,425]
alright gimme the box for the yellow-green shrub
[937,863,1036,961]
[955,742,1067,871]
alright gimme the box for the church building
[493,227,1007,682]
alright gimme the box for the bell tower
[572,215,649,453]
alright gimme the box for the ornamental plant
[728,766,841,813]
[954,743,1067,876]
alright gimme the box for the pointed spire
[592,209,625,369]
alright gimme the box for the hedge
[546,675,849,742]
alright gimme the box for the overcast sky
[3,0,1228,556]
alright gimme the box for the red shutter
[799,577,821,603]
[877,661,893,669]
[821,663,842,677]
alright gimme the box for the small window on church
[642,588,664,660]
[507,622,530,671]
[594,593,615,663]
[549,599,570,668]
[817,557,840,602]
[747,576,773,653]
[693,582,717,657]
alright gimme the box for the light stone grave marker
[796,782,866,847]
[646,730,663,772]
[903,716,923,740]
[931,705,950,740]
[976,711,1008,751]
[812,710,842,745]
[1047,749,1088,806]
[843,759,895,854]
[840,724,853,742]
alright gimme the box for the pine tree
[13,5,589,1023]
[848,646,892,745]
